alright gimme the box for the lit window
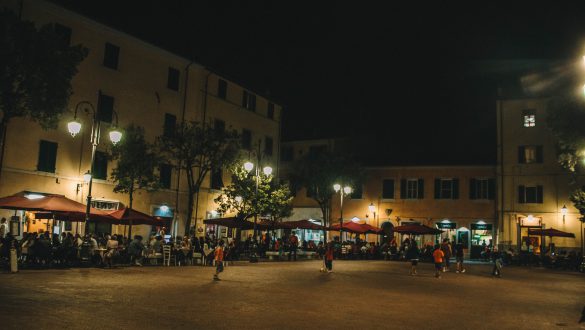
[522,109,536,127]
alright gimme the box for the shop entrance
[435,220,456,244]
[470,222,493,259]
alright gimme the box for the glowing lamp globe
[244,162,254,172]
[333,184,341,192]
[83,171,92,183]
[67,120,82,137]
[343,186,352,194]
[109,129,122,145]
[235,196,243,203]
[263,166,273,176]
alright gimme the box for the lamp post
[369,202,378,243]
[244,152,272,262]
[68,100,121,234]
[333,183,352,243]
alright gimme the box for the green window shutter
[536,146,543,163]
[93,151,108,180]
[518,185,526,203]
[434,178,441,199]
[382,179,394,199]
[488,178,496,200]
[417,179,424,199]
[159,164,172,189]
[37,140,58,173]
[518,146,526,164]
[469,178,477,200]
[400,179,406,199]
[452,178,459,199]
[536,185,543,203]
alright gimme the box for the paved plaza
[1,260,584,329]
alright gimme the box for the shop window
[37,140,58,173]
[218,79,227,99]
[522,109,536,127]
[159,164,172,189]
[518,145,543,164]
[242,129,252,150]
[97,93,114,123]
[163,113,176,137]
[267,102,275,119]
[210,168,223,190]
[434,178,459,199]
[167,67,180,91]
[518,185,543,204]
[103,42,120,70]
[382,179,395,199]
[93,151,108,180]
[264,137,273,156]
[53,23,72,46]
[469,178,495,200]
[400,178,424,199]
[242,90,256,111]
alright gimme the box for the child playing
[213,240,225,281]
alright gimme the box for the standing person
[440,238,452,272]
[406,241,420,275]
[433,245,445,278]
[492,247,503,277]
[324,241,334,273]
[104,235,119,268]
[213,240,225,281]
[454,241,466,273]
[288,232,299,261]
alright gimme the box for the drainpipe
[175,61,193,236]
[497,88,505,249]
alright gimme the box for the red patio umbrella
[107,208,165,226]
[282,219,326,230]
[329,221,369,234]
[203,217,256,230]
[393,224,443,235]
[361,223,383,234]
[527,228,576,238]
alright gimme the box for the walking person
[213,240,225,281]
[455,241,466,273]
[323,241,334,273]
[433,244,445,278]
[406,240,420,275]
[440,238,452,272]
[491,247,503,277]
[288,232,299,261]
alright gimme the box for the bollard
[10,246,18,273]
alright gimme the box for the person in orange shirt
[433,244,445,279]
[213,240,225,281]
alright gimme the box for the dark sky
[52,0,585,165]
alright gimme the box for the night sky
[51,0,585,165]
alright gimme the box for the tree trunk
[0,118,9,185]
[185,190,195,236]
[128,185,134,239]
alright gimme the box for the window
[167,67,180,91]
[218,79,227,99]
[518,185,543,203]
[469,178,495,200]
[382,179,395,199]
[37,140,58,173]
[267,102,275,119]
[214,119,225,135]
[159,164,172,189]
[400,178,424,199]
[103,42,120,69]
[210,168,223,190]
[97,93,114,123]
[434,178,459,199]
[350,185,363,199]
[522,109,536,127]
[281,146,294,162]
[242,129,252,150]
[163,113,176,137]
[53,23,71,46]
[242,90,256,111]
[264,137,273,156]
[93,151,108,180]
[518,145,543,164]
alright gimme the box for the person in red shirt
[288,232,299,261]
[213,240,225,281]
[324,241,334,273]
[433,245,445,279]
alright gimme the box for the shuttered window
[469,178,495,200]
[37,140,58,173]
[382,179,395,199]
[93,151,108,180]
[434,178,459,199]
[518,185,543,204]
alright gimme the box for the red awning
[281,219,326,230]
[329,221,369,234]
[107,208,166,226]
[527,228,575,238]
[393,224,443,235]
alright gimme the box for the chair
[162,245,176,266]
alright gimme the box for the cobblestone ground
[1,260,584,330]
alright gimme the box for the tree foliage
[156,121,240,234]
[0,9,87,180]
[110,124,160,237]
[214,164,293,225]
[288,151,363,227]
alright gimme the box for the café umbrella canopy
[393,224,443,235]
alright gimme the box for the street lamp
[68,100,122,234]
[333,183,352,242]
[244,159,273,262]
[561,205,568,224]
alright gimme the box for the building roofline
[365,165,495,170]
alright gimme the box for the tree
[288,151,362,236]
[157,121,240,235]
[110,124,160,238]
[214,163,293,231]
[0,9,87,182]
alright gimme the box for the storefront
[517,215,543,253]
[470,221,493,258]
[435,220,457,244]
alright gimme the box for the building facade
[497,97,584,252]
[0,0,282,238]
